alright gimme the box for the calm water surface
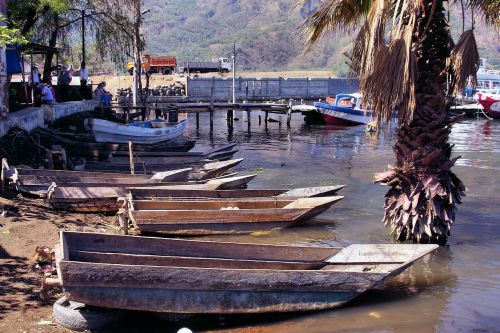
[180,112,499,333]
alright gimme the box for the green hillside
[142,0,499,73]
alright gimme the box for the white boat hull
[91,119,188,144]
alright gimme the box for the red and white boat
[314,93,374,126]
[477,91,500,119]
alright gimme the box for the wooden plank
[131,208,307,224]
[325,244,439,264]
[62,231,338,262]
[131,199,294,210]
[69,250,325,270]
[59,261,382,292]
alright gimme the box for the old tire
[53,296,125,331]
[162,68,172,75]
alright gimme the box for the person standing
[30,66,41,105]
[79,62,89,100]
[57,64,72,102]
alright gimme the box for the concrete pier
[0,100,99,138]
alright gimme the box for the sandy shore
[0,193,116,332]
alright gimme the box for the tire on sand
[53,296,125,331]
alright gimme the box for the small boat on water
[314,93,375,126]
[36,128,196,161]
[477,91,500,119]
[129,185,346,200]
[90,116,188,144]
[47,174,257,213]
[108,144,238,165]
[123,196,343,235]
[56,231,438,314]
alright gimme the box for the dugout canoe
[108,148,238,165]
[56,231,439,314]
[123,196,343,235]
[47,174,257,213]
[36,128,196,161]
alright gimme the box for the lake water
[175,112,500,333]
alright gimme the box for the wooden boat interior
[59,231,438,274]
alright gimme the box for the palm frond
[449,29,480,95]
[300,0,375,49]
[466,0,500,26]
[356,1,417,127]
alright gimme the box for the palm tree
[301,0,499,244]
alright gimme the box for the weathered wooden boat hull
[126,197,343,235]
[47,174,257,212]
[57,231,439,314]
[108,149,238,165]
[48,185,344,214]
[90,118,188,144]
[36,128,196,160]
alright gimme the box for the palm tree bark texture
[375,0,465,244]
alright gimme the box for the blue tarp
[6,45,22,74]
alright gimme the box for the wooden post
[265,111,268,125]
[128,140,135,175]
[210,87,214,130]
[60,148,67,170]
[287,99,292,128]
[246,108,251,132]
[47,151,54,170]
[258,114,261,125]
[196,111,200,129]
[117,209,129,235]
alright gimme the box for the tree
[301,0,499,244]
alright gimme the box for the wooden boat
[47,174,257,213]
[108,146,239,165]
[477,91,500,119]
[49,185,345,214]
[36,128,196,161]
[123,196,343,235]
[56,231,439,314]
[129,185,346,200]
[314,93,375,126]
[90,117,188,144]
[4,158,243,196]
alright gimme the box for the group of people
[29,62,110,106]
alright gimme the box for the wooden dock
[104,100,316,131]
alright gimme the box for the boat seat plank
[59,261,383,292]
[325,244,439,264]
[69,250,326,270]
[63,232,339,262]
[132,199,294,210]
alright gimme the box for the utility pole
[81,9,85,64]
[232,43,236,104]
[227,44,236,127]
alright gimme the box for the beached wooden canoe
[129,185,346,200]
[123,196,343,235]
[90,117,188,144]
[5,159,244,197]
[47,174,257,213]
[83,155,242,175]
[49,185,345,214]
[56,231,439,314]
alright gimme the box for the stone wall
[187,77,359,101]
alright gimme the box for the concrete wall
[187,77,359,101]
[0,100,100,138]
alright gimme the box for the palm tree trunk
[376,0,465,244]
